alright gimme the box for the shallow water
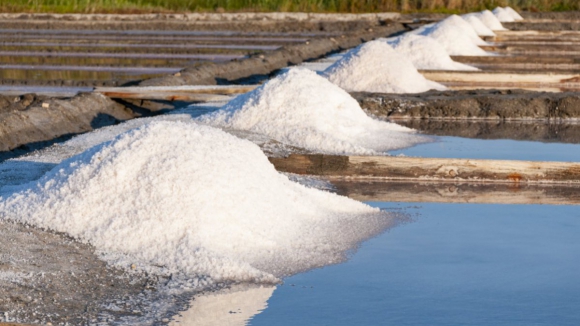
[248,202,580,326]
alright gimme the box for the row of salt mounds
[492,6,516,22]
[461,14,496,37]
[465,10,507,31]
[504,6,524,20]
[322,41,446,94]
[198,68,431,155]
[417,15,490,56]
[0,121,397,285]
[384,34,478,71]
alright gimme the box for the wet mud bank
[355,89,580,120]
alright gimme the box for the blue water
[251,203,580,326]
[391,136,580,162]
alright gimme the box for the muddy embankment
[0,22,405,154]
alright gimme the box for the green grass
[0,0,578,14]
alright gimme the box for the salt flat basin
[250,202,580,325]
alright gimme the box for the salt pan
[492,7,516,22]
[418,15,489,56]
[385,34,478,71]
[0,121,397,285]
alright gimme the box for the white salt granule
[418,15,489,56]
[323,40,446,94]
[461,14,496,37]
[492,7,516,22]
[198,68,432,154]
[385,34,478,71]
[0,121,397,284]
[469,10,507,31]
[504,6,524,20]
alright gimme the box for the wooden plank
[331,180,580,205]
[420,70,580,86]
[269,154,580,184]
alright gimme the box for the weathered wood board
[94,85,257,101]
[420,70,580,86]
[269,154,580,184]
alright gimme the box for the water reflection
[171,284,276,326]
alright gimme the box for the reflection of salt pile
[469,10,507,31]
[0,121,397,284]
[323,40,445,94]
[493,7,515,22]
[199,68,430,154]
[418,15,489,56]
[385,34,478,71]
[504,6,524,21]
[461,14,496,37]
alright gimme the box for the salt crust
[468,10,507,31]
[461,14,496,37]
[417,15,489,56]
[504,6,524,20]
[323,40,446,94]
[385,34,478,71]
[199,68,431,154]
[492,7,516,22]
[0,121,396,285]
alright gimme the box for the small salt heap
[0,121,397,284]
[385,34,478,71]
[504,6,524,21]
[492,7,516,22]
[322,40,445,94]
[198,68,431,155]
[418,15,489,56]
[469,10,507,31]
[461,14,496,37]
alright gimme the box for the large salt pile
[504,6,524,20]
[385,34,478,71]
[418,15,489,56]
[323,40,446,94]
[492,7,516,22]
[0,121,397,284]
[461,14,496,37]
[199,68,431,155]
[470,10,507,31]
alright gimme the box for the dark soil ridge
[355,89,580,120]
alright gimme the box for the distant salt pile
[492,7,516,22]
[385,34,478,71]
[461,14,496,37]
[418,15,489,56]
[323,41,445,94]
[470,10,507,31]
[504,6,524,20]
[198,68,430,155]
[0,121,396,284]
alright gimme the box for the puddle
[249,202,580,325]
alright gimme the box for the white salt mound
[418,15,489,56]
[323,40,446,94]
[504,6,524,20]
[0,121,396,284]
[385,34,478,71]
[461,14,496,37]
[493,7,516,22]
[471,10,507,30]
[198,68,431,155]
